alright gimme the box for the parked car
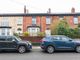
[0,36,32,53]
[41,35,80,54]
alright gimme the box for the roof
[0,13,80,16]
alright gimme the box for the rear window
[52,36,61,40]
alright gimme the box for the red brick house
[0,6,80,36]
[23,6,80,36]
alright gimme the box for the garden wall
[20,36,44,43]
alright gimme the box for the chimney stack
[71,7,75,14]
[24,5,26,14]
[47,8,51,14]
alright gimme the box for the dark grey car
[0,36,32,53]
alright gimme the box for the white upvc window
[28,27,40,36]
[32,16,36,24]
[73,17,78,24]
[17,17,23,25]
[1,28,10,36]
[46,16,51,24]
[1,17,9,26]
[60,17,64,20]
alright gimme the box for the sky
[0,0,80,13]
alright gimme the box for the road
[0,46,80,60]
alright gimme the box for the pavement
[32,46,40,49]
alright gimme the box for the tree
[56,19,69,36]
[51,18,80,38]
[78,23,80,28]
[51,19,60,35]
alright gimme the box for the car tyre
[18,46,26,54]
[76,46,80,53]
[47,46,54,54]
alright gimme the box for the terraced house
[0,6,80,36]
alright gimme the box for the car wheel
[18,46,26,54]
[47,46,54,54]
[76,46,80,53]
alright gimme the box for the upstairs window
[73,17,78,24]
[32,16,36,25]
[46,16,51,24]
[17,17,23,25]
[1,17,9,26]
[59,16,64,20]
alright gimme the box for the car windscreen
[14,36,22,41]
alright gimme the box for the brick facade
[0,7,80,36]
[23,15,80,33]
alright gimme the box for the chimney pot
[47,8,51,14]
[71,7,75,13]
[24,5,26,14]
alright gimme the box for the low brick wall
[20,36,44,43]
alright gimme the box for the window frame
[46,16,51,24]
[32,16,36,25]
[73,17,78,25]
[17,17,23,25]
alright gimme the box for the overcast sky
[0,0,80,13]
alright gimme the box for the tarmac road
[0,46,80,60]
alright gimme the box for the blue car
[41,35,80,53]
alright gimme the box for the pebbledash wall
[0,7,80,36]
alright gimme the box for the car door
[52,36,67,49]
[0,37,7,49]
[5,37,17,49]
[60,36,75,50]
